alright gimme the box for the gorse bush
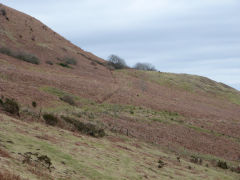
[62,116,105,137]
[0,47,40,65]
[43,114,58,126]
[217,160,228,169]
[15,53,39,64]
[57,63,70,68]
[1,98,20,116]
[107,55,128,69]
[57,57,77,68]
[32,101,37,108]
[0,47,12,56]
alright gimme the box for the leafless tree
[134,62,156,71]
[107,54,128,69]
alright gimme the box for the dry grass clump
[43,113,59,126]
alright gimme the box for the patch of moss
[40,86,69,97]
[39,86,95,106]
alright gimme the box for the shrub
[32,101,37,108]
[2,98,20,116]
[0,47,39,65]
[60,95,76,106]
[158,159,165,168]
[0,47,12,56]
[107,55,128,69]
[57,57,77,68]
[134,62,156,71]
[57,63,70,68]
[15,53,39,64]
[43,114,58,126]
[190,155,202,164]
[97,129,106,137]
[62,116,105,137]
[217,160,228,169]
[64,57,77,65]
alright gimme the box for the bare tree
[107,55,128,69]
[134,62,156,71]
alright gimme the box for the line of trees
[107,54,157,71]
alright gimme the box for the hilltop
[0,3,240,179]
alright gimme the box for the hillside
[0,3,240,179]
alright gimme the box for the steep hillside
[0,3,240,179]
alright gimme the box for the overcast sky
[2,0,240,90]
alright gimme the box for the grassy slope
[0,113,238,180]
[121,70,240,105]
[1,4,240,179]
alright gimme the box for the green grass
[40,86,69,97]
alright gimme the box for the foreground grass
[0,113,238,180]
